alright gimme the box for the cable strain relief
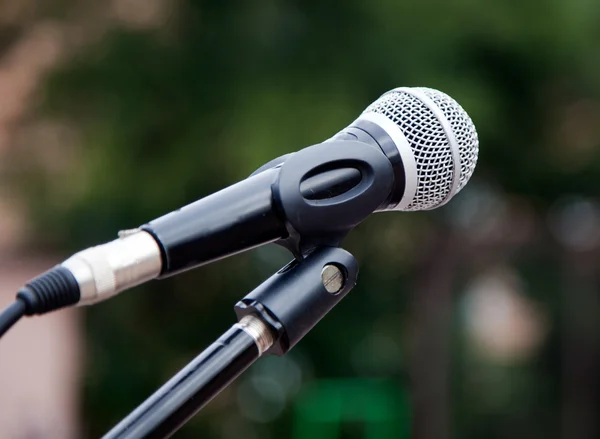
[16,266,81,315]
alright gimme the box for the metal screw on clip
[321,264,345,294]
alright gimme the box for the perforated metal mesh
[362,87,478,211]
[414,88,479,194]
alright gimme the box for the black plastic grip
[142,167,286,277]
[16,266,81,315]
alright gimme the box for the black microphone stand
[102,246,359,439]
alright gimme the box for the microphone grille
[363,87,479,211]
[414,88,479,193]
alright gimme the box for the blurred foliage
[5,0,600,437]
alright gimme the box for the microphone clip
[270,140,394,259]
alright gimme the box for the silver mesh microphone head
[358,87,479,211]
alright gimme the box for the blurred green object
[293,379,409,439]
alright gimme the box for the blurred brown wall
[0,21,81,439]
[0,258,81,439]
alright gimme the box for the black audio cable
[0,267,80,337]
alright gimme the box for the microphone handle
[142,164,365,277]
[142,167,286,277]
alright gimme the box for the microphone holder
[103,246,359,439]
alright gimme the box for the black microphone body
[143,138,396,277]
[143,167,285,277]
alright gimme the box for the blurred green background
[2,0,600,438]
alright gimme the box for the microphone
[0,87,478,333]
